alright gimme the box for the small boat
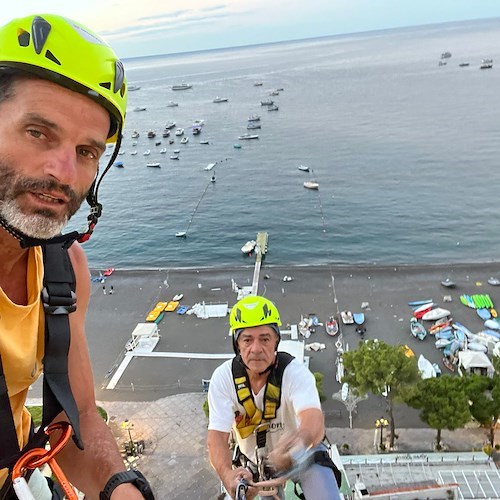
[213,96,228,103]
[270,90,280,96]
[147,130,156,138]
[422,307,450,321]
[241,240,256,254]
[340,311,354,325]
[164,300,179,312]
[248,114,261,122]
[298,165,310,172]
[133,106,146,112]
[458,62,470,67]
[166,101,178,107]
[192,126,202,135]
[211,173,216,183]
[118,150,125,155]
[165,121,176,129]
[488,277,500,286]
[143,150,151,156]
[410,317,427,340]
[127,84,141,91]
[233,143,242,149]
[485,319,500,330]
[177,305,189,315]
[170,154,180,160]
[435,338,452,348]
[267,104,279,111]
[441,51,452,59]
[325,316,338,336]
[200,140,210,145]
[172,293,184,301]
[193,120,205,127]
[253,81,263,86]
[146,301,168,322]
[180,137,189,144]
[468,342,488,353]
[175,231,186,237]
[418,354,436,379]
[113,161,124,168]
[477,308,491,320]
[175,128,184,136]
[260,99,274,106]
[353,313,365,325]
[247,123,261,129]
[160,148,167,154]
[130,150,137,155]
[131,130,140,138]
[238,134,259,140]
[480,58,493,69]
[172,83,192,90]
[102,267,115,276]
[169,139,174,144]
[146,163,161,168]
[205,163,216,171]
[155,140,162,146]
[173,149,180,153]
[440,278,456,288]
[304,181,319,190]
[408,299,433,307]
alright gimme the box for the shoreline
[84,260,500,429]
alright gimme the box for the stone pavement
[100,393,490,500]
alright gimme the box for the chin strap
[1,132,122,249]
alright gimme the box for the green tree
[342,339,420,448]
[405,375,471,448]
[465,373,500,447]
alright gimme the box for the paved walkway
[100,393,490,500]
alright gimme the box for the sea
[68,18,500,270]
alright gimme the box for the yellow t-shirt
[0,246,45,485]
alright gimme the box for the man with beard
[0,14,154,500]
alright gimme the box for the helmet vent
[100,82,111,90]
[31,16,52,55]
[114,60,124,94]
[17,30,30,47]
[44,50,61,66]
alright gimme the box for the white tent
[458,351,495,377]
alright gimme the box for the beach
[87,261,500,428]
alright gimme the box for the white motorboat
[205,163,216,171]
[165,121,176,129]
[131,130,140,138]
[193,119,205,127]
[304,181,319,190]
[213,96,228,103]
[422,308,451,321]
[166,101,178,107]
[200,140,210,145]
[192,126,202,135]
[146,162,161,168]
[147,130,156,138]
[253,81,263,86]
[267,104,279,111]
[180,137,189,144]
[298,165,310,172]
[175,231,186,237]
[143,150,151,156]
[248,114,261,122]
[340,311,354,325]
[172,83,192,90]
[238,133,259,140]
[488,277,500,286]
[130,150,137,155]
[173,149,180,153]
[241,240,256,254]
[127,84,141,91]
[170,154,180,160]
[160,148,167,154]
[175,128,184,136]
[480,58,493,69]
[260,99,274,106]
[247,123,261,129]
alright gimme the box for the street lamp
[375,418,389,449]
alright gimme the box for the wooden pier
[251,231,268,295]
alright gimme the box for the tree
[342,339,420,448]
[465,373,500,447]
[405,375,471,448]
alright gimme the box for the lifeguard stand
[125,323,160,353]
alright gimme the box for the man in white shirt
[207,295,340,499]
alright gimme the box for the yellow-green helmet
[230,295,281,354]
[0,13,127,143]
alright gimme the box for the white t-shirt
[208,356,321,462]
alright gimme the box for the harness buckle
[41,287,77,315]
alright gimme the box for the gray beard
[0,198,69,238]
[0,162,86,240]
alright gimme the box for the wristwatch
[99,469,155,499]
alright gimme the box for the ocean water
[69,18,500,269]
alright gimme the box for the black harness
[0,243,82,498]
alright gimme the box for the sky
[1,1,500,59]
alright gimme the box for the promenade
[101,393,489,499]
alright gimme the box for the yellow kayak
[164,300,179,312]
[146,301,168,321]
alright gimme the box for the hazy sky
[1,1,500,58]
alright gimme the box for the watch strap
[99,469,154,499]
